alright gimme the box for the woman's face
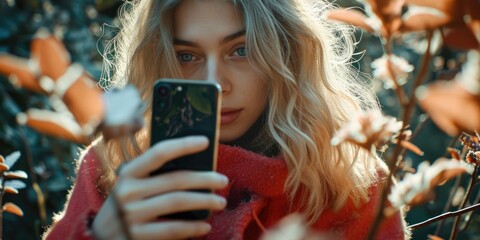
[173,0,268,142]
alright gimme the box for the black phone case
[150,79,221,220]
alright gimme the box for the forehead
[173,0,244,39]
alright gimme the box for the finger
[131,221,211,240]
[119,136,209,178]
[124,192,226,223]
[116,171,228,202]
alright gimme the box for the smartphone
[150,78,222,220]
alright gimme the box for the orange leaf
[407,0,453,12]
[0,54,47,93]
[367,0,405,19]
[17,109,91,144]
[28,31,105,131]
[400,140,424,156]
[401,11,450,31]
[408,189,436,206]
[327,9,375,33]
[443,26,480,50]
[466,151,480,165]
[428,234,445,240]
[406,0,461,25]
[0,155,4,163]
[366,0,404,36]
[464,0,480,45]
[62,74,105,131]
[389,158,473,208]
[4,170,28,179]
[405,0,479,47]
[447,147,461,160]
[429,164,469,186]
[0,162,9,172]
[3,202,23,217]
[4,186,19,194]
[417,81,480,136]
[31,30,71,80]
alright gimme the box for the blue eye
[178,53,195,62]
[234,47,246,57]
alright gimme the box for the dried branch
[18,129,47,225]
[434,175,462,236]
[384,41,409,107]
[450,165,478,239]
[410,202,480,230]
[432,122,461,235]
[460,189,480,232]
[367,27,435,240]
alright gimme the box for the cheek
[248,85,268,112]
[244,72,268,102]
[219,72,268,142]
[242,76,268,119]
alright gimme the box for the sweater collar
[216,144,288,197]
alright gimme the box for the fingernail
[216,196,227,206]
[216,174,229,184]
[200,223,212,233]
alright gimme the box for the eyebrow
[173,29,246,47]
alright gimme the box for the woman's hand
[92,136,228,240]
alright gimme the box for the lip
[220,108,242,125]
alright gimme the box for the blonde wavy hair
[98,0,384,223]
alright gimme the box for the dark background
[0,0,120,239]
[0,0,478,239]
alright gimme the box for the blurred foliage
[0,0,121,239]
[332,1,479,239]
[362,28,477,240]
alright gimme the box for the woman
[45,0,408,239]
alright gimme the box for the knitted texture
[45,144,406,240]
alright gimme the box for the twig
[367,110,409,240]
[434,134,463,235]
[399,31,433,137]
[398,115,430,157]
[408,31,433,103]
[367,37,409,240]
[434,175,462,236]
[0,173,5,239]
[384,42,409,107]
[367,31,434,240]
[409,115,430,140]
[410,202,480,230]
[450,165,478,239]
[460,188,480,231]
[366,134,405,240]
[18,129,47,225]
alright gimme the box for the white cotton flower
[457,50,480,95]
[261,214,307,240]
[371,54,414,89]
[402,30,443,55]
[365,15,383,34]
[389,158,474,208]
[331,111,402,150]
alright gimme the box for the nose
[206,58,231,93]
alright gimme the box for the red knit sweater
[45,144,407,240]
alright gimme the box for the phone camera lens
[158,85,170,97]
[156,83,172,110]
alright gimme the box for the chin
[219,129,244,143]
[219,135,239,143]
